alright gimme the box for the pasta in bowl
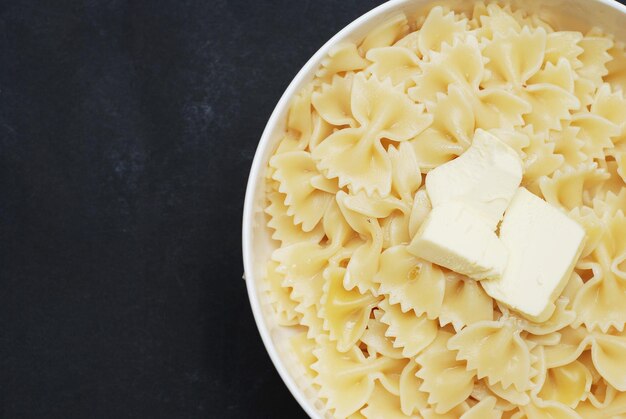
[242,0,626,417]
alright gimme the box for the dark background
[0,0,383,418]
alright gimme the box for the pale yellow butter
[407,202,508,281]
[481,187,586,322]
[425,129,523,230]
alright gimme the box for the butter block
[407,202,508,281]
[481,188,586,322]
[425,129,523,229]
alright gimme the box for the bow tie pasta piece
[520,83,580,134]
[349,73,432,146]
[374,245,445,319]
[272,242,335,337]
[482,27,546,87]
[459,396,502,419]
[539,162,610,211]
[543,329,626,397]
[584,383,619,412]
[576,393,626,418]
[519,127,564,191]
[380,210,412,249]
[427,85,474,148]
[537,360,592,409]
[544,327,591,369]
[572,212,626,333]
[577,34,614,88]
[527,331,562,347]
[568,356,616,412]
[299,307,325,341]
[272,242,333,290]
[312,74,432,196]
[339,190,407,222]
[590,333,626,391]
[270,151,335,232]
[370,143,422,249]
[336,191,391,293]
[467,1,487,30]
[504,5,555,34]
[319,266,380,353]
[590,83,626,128]
[408,86,473,171]
[589,86,626,181]
[493,342,546,404]
[484,380,530,407]
[360,383,411,419]
[482,27,582,132]
[311,337,374,418]
[309,108,336,152]
[316,42,370,83]
[471,379,520,411]
[323,198,357,249]
[471,3,522,40]
[365,47,421,89]
[377,357,409,400]
[343,230,380,294]
[552,126,588,167]
[576,349,603,384]
[359,13,409,54]
[399,360,430,416]
[575,78,597,110]
[312,73,355,127]
[419,403,472,419]
[592,188,626,218]
[273,133,307,156]
[528,58,576,93]
[606,40,626,92]
[544,31,584,70]
[360,309,404,360]
[599,389,626,415]
[473,87,532,130]
[378,298,437,358]
[439,273,494,332]
[514,397,580,419]
[569,112,620,161]
[339,148,418,247]
[416,6,468,58]
[265,260,301,326]
[602,160,626,197]
[265,191,325,246]
[289,333,319,382]
[393,31,423,57]
[448,318,532,392]
[415,331,475,414]
[284,86,315,149]
[312,336,407,418]
[409,38,484,105]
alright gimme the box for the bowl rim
[241,0,626,417]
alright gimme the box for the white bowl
[242,0,626,417]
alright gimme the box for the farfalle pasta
[263,3,626,418]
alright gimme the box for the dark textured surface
[0,0,383,418]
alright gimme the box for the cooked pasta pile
[263,3,626,418]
